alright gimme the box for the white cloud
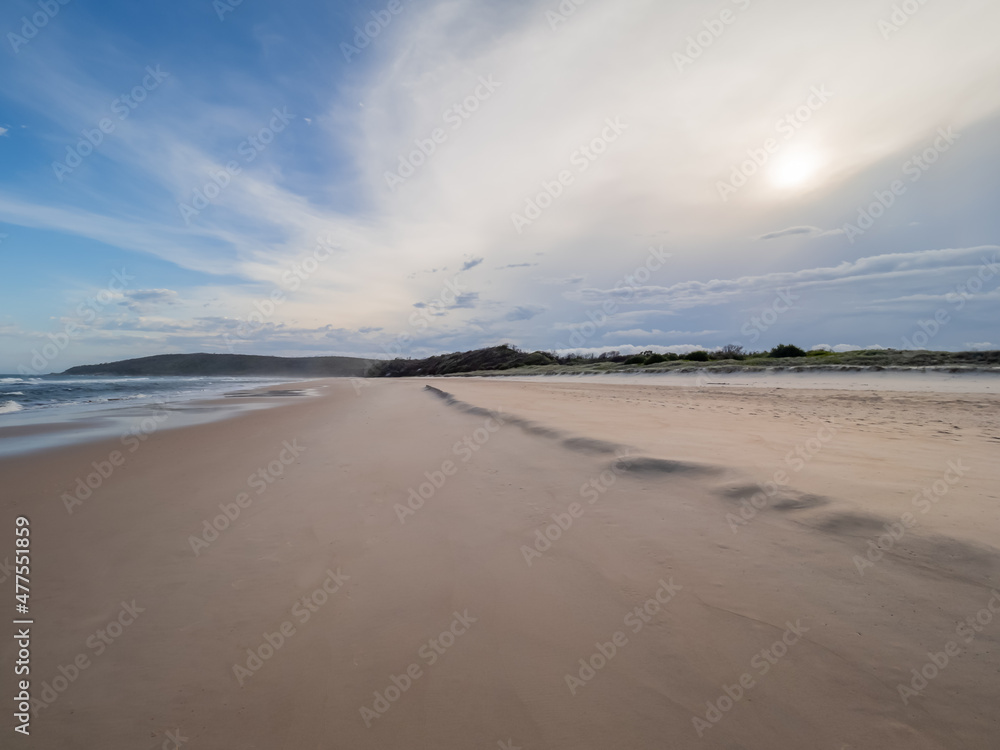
[605,329,719,339]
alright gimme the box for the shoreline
[0,378,329,457]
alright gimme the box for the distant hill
[63,353,374,377]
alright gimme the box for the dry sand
[2,376,999,749]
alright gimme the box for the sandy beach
[3,376,1000,749]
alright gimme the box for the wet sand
[2,376,999,749]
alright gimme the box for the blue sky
[1,0,998,372]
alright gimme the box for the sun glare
[768,148,826,190]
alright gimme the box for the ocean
[0,374,310,415]
[0,374,312,455]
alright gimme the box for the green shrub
[769,344,807,358]
[684,350,710,362]
[715,343,746,360]
[521,351,556,366]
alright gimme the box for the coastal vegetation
[366,344,1000,377]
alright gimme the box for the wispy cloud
[505,305,545,321]
[758,226,844,241]
[537,275,584,286]
[119,289,179,313]
[576,246,1000,310]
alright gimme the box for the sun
[768,147,826,190]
